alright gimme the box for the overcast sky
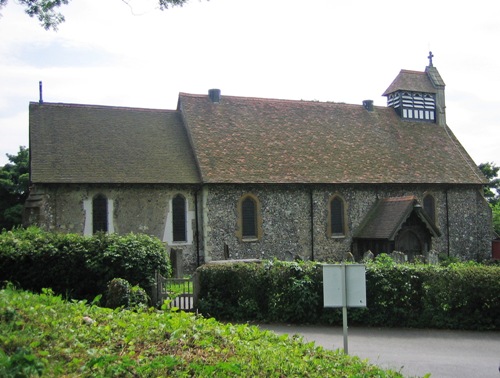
[0,0,499,168]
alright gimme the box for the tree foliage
[492,202,500,236]
[0,0,191,30]
[0,147,29,231]
[478,162,499,206]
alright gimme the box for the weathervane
[428,51,434,67]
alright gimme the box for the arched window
[242,196,257,238]
[237,194,262,241]
[92,194,108,234]
[329,195,346,237]
[172,194,187,242]
[423,194,436,223]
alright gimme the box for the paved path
[259,324,500,378]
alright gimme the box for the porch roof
[353,196,441,240]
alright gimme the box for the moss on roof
[179,93,486,185]
[30,103,200,184]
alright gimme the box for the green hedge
[196,257,500,330]
[0,227,170,302]
[197,260,323,323]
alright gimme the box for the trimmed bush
[196,257,500,330]
[197,260,323,323]
[196,262,267,320]
[0,227,170,302]
[106,278,149,309]
[420,263,500,330]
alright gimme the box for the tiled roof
[425,66,445,87]
[382,70,438,96]
[353,196,441,240]
[30,102,200,184]
[178,93,486,184]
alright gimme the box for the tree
[0,146,29,230]
[492,202,500,236]
[0,0,190,30]
[478,162,500,206]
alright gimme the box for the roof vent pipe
[39,81,43,103]
[208,88,221,103]
[363,99,373,111]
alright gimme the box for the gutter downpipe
[194,187,200,267]
[445,188,450,257]
[310,187,314,261]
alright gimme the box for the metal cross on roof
[428,51,434,67]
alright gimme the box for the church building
[25,55,493,271]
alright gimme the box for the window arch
[237,193,262,241]
[92,194,108,234]
[242,196,257,237]
[172,194,187,242]
[328,195,347,237]
[423,194,436,223]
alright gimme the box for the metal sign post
[341,264,348,353]
[323,263,367,355]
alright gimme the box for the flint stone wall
[202,184,492,263]
[26,182,492,274]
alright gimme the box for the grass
[0,285,409,377]
[166,277,194,297]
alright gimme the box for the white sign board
[323,264,366,308]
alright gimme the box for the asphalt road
[259,324,500,378]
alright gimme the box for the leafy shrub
[197,260,323,323]
[196,262,268,320]
[265,260,323,323]
[420,263,500,330]
[0,347,44,378]
[106,278,149,309]
[351,260,429,327]
[0,286,405,377]
[196,258,500,330]
[0,227,170,302]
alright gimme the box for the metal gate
[152,271,194,311]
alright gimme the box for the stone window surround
[236,193,263,243]
[423,192,438,225]
[327,193,348,238]
[83,194,115,236]
[172,193,187,242]
[164,193,195,246]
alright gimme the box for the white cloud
[1,0,500,166]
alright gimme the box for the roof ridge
[383,196,417,202]
[29,101,174,113]
[399,69,426,75]
[179,92,382,108]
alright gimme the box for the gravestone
[344,252,355,262]
[391,251,406,263]
[428,250,439,264]
[363,250,374,262]
[413,255,426,264]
